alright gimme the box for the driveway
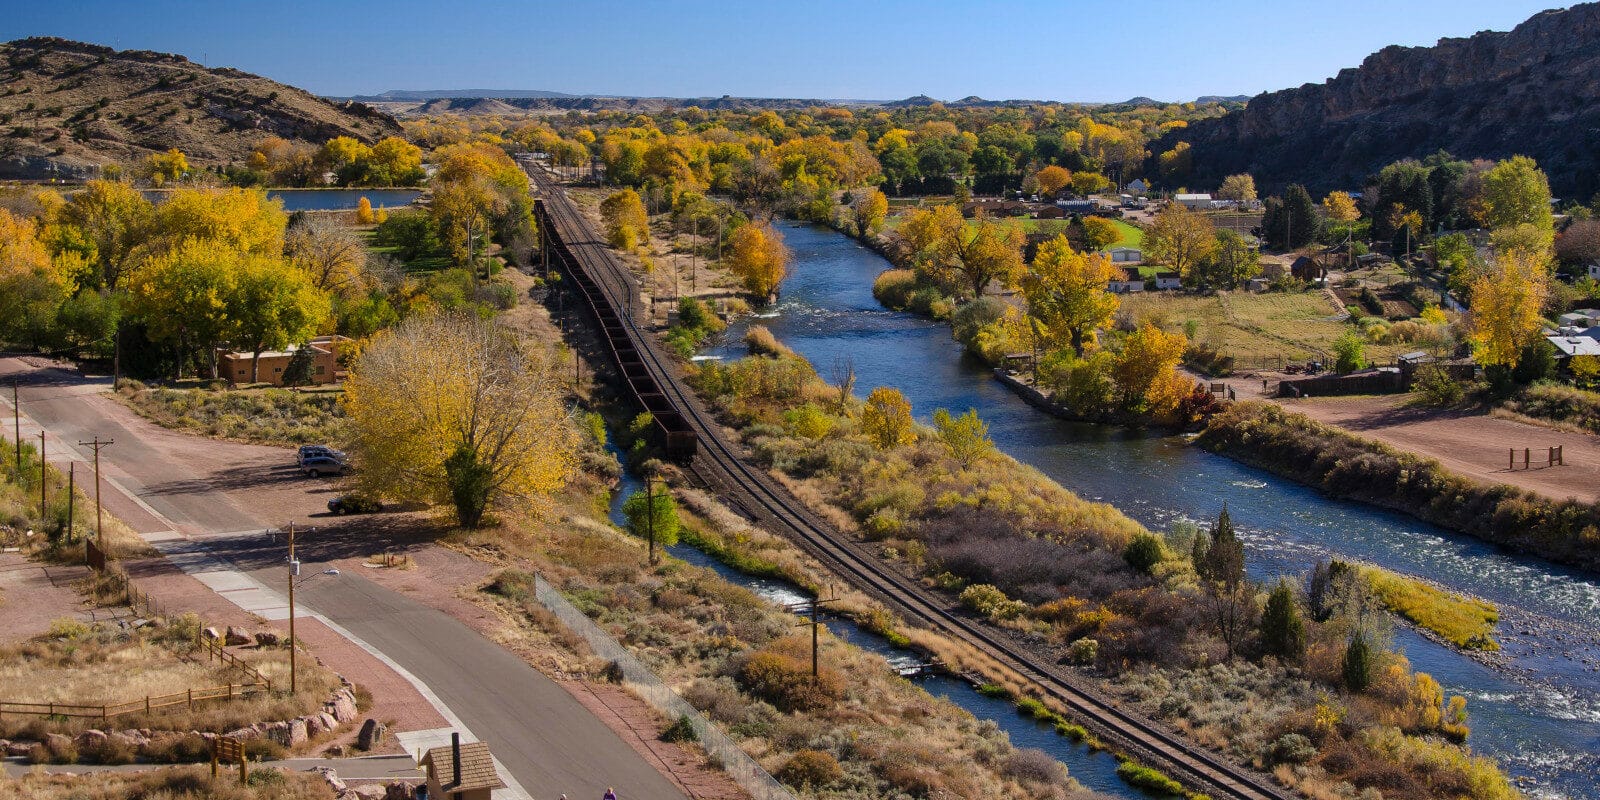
[1,356,688,800]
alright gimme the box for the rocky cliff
[1159,4,1600,199]
[0,37,402,180]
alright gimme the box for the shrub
[1002,748,1067,785]
[47,618,90,640]
[872,269,918,309]
[660,715,697,743]
[1413,363,1465,406]
[959,583,1027,621]
[1116,761,1183,794]
[777,749,843,787]
[1270,733,1316,765]
[1122,532,1164,574]
[736,651,843,712]
[1067,637,1099,665]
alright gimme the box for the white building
[1174,193,1213,210]
[1108,247,1143,264]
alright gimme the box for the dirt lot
[1221,379,1600,505]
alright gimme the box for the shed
[1108,247,1143,264]
[1175,193,1213,210]
[1153,271,1182,290]
[421,734,506,800]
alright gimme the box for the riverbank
[1196,402,1600,574]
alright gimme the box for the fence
[197,632,273,691]
[531,573,799,800]
[0,682,269,724]
[90,558,171,620]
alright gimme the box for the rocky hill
[0,37,401,180]
[1158,4,1600,199]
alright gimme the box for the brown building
[220,335,352,386]
[421,734,505,800]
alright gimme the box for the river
[699,221,1600,799]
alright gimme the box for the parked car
[327,493,382,514]
[297,445,345,466]
[302,456,348,477]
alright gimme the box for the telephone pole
[287,522,298,695]
[37,431,46,518]
[78,437,113,550]
[11,379,20,479]
[645,477,659,565]
[795,587,841,679]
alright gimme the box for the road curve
[529,164,1297,800]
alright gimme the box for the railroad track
[524,163,1296,800]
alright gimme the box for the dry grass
[0,617,340,740]
[1358,565,1498,650]
[0,765,334,800]
[0,436,153,561]
[1122,290,1417,364]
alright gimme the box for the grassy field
[1359,566,1499,650]
[358,228,451,274]
[1122,290,1416,365]
[882,214,1142,249]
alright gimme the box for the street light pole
[287,522,297,695]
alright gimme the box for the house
[1108,247,1143,264]
[1290,256,1326,283]
[1126,179,1148,194]
[1560,309,1600,328]
[220,335,353,386]
[421,734,506,800]
[1587,263,1600,280]
[1034,205,1067,219]
[961,200,1032,218]
[1545,327,1600,358]
[1107,270,1145,293]
[1153,271,1182,290]
[1174,193,1213,210]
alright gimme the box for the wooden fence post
[1509,448,1514,470]
[187,688,192,711]
[145,695,150,714]
[1524,448,1530,469]
[211,738,218,780]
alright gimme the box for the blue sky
[1,1,1570,101]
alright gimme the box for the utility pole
[645,477,658,566]
[11,379,20,478]
[66,463,74,541]
[78,437,112,550]
[37,431,46,518]
[287,522,297,695]
[796,587,840,679]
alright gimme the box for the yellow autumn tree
[600,188,649,250]
[899,205,1023,299]
[727,220,790,303]
[860,386,915,450]
[142,148,188,186]
[1021,235,1120,356]
[852,187,888,239]
[341,313,579,528]
[1034,165,1072,197]
[148,187,288,256]
[1113,322,1190,417]
[229,255,332,382]
[0,209,71,347]
[1080,216,1121,252]
[123,238,239,378]
[355,196,376,225]
[1469,246,1552,369]
[1144,203,1217,285]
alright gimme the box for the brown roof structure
[423,738,506,794]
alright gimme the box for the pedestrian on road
[603,789,618,800]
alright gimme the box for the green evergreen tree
[1123,533,1165,575]
[281,343,315,387]
[1199,505,1245,587]
[1343,632,1373,692]
[1260,579,1306,660]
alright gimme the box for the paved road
[1,357,688,800]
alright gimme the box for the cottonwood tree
[286,215,372,298]
[932,408,992,468]
[60,179,154,290]
[1020,234,1119,356]
[900,205,1024,299]
[1144,203,1217,283]
[229,256,330,383]
[1217,174,1257,203]
[852,188,888,238]
[727,220,790,303]
[1112,322,1189,416]
[1470,246,1552,370]
[600,188,650,250]
[342,314,578,528]
[123,238,239,378]
[1080,216,1121,252]
[1480,155,1553,233]
[860,386,915,450]
[1034,165,1071,197]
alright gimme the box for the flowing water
[697,221,1600,799]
